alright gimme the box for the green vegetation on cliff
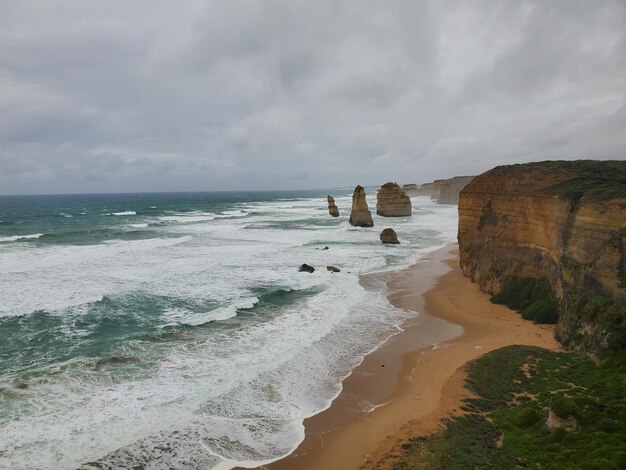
[564,290,626,353]
[388,346,626,470]
[491,277,558,324]
[517,160,626,201]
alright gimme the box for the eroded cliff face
[458,161,626,353]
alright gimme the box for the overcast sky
[1,0,624,194]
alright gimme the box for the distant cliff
[405,176,475,204]
[434,176,476,204]
[458,160,626,354]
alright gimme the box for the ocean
[0,189,457,469]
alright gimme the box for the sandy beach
[266,244,562,470]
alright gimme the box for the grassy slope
[388,346,626,470]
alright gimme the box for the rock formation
[401,184,419,197]
[327,265,341,273]
[458,160,626,354]
[376,182,412,217]
[298,263,315,273]
[380,228,400,244]
[327,195,339,217]
[349,185,374,227]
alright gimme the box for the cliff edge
[458,160,626,354]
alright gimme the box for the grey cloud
[0,0,624,194]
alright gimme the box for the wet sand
[266,244,561,470]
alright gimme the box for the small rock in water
[298,263,315,273]
[322,246,329,250]
[380,228,400,244]
[327,265,341,273]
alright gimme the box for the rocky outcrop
[458,160,626,354]
[349,185,374,227]
[402,184,419,197]
[327,195,339,217]
[327,265,341,273]
[298,264,315,273]
[380,228,400,244]
[376,182,412,217]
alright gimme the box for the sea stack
[327,195,339,217]
[376,182,412,217]
[349,185,374,227]
[380,228,400,244]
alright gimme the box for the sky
[0,0,625,195]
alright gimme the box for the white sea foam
[0,195,460,469]
[129,223,149,228]
[112,210,137,216]
[159,211,217,223]
[0,233,43,243]
[180,297,259,326]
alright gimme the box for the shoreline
[265,244,561,470]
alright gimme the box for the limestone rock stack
[327,195,339,217]
[376,182,412,217]
[349,185,374,227]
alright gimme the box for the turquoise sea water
[0,190,457,469]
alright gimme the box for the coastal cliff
[405,176,475,204]
[458,160,626,353]
[434,176,475,204]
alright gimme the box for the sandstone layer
[376,182,412,217]
[458,160,626,353]
[349,185,374,227]
[327,195,339,217]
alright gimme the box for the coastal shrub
[550,396,579,419]
[570,291,626,352]
[491,277,558,324]
[522,299,558,324]
[388,345,626,470]
[532,160,626,201]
